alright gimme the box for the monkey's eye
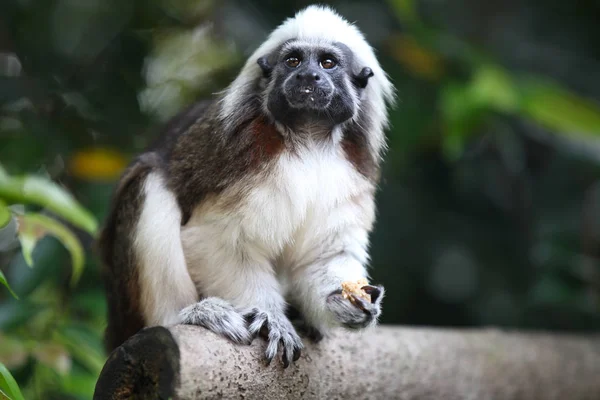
[320,57,337,69]
[285,57,301,68]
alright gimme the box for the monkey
[98,5,395,367]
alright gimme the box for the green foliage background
[1,0,600,398]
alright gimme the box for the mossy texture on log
[95,325,600,400]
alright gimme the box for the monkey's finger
[259,324,269,340]
[248,311,268,335]
[243,307,260,324]
[265,333,281,363]
[224,329,252,345]
[293,347,302,362]
[264,355,273,367]
[220,315,253,344]
[282,347,290,368]
[281,348,300,368]
[282,337,295,368]
[361,285,382,303]
[350,294,369,313]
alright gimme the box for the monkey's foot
[245,309,304,368]
[179,297,252,344]
[326,284,384,329]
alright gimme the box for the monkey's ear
[353,67,374,89]
[257,55,273,78]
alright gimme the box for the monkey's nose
[296,72,321,83]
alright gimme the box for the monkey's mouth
[286,85,333,109]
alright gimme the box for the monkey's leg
[180,224,303,367]
[133,172,200,327]
[133,172,253,344]
[101,166,204,350]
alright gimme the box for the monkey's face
[258,42,372,128]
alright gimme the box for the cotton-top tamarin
[99,5,395,367]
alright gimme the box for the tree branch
[94,325,600,400]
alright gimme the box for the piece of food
[341,278,370,302]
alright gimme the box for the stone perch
[94,325,600,399]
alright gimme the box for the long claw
[351,294,368,312]
[361,285,382,303]
[282,349,290,369]
[293,347,302,361]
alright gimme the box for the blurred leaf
[71,290,108,323]
[24,363,62,399]
[530,276,573,306]
[17,213,84,287]
[139,25,239,120]
[439,64,600,159]
[470,66,519,113]
[0,300,43,331]
[0,165,98,235]
[68,148,128,181]
[60,368,99,398]
[520,80,600,137]
[51,0,133,63]
[17,219,35,268]
[0,363,25,400]
[0,334,28,370]
[389,34,445,80]
[389,0,419,24]
[439,66,517,159]
[60,92,101,121]
[0,134,48,173]
[6,235,71,298]
[0,117,23,133]
[0,77,37,104]
[0,270,18,300]
[439,82,486,159]
[0,200,10,228]
[158,0,214,23]
[56,326,105,374]
[33,343,72,376]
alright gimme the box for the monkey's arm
[286,191,382,335]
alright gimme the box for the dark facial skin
[258,42,373,129]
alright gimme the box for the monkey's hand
[179,297,252,344]
[326,285,384,329]
[245,309,304,368]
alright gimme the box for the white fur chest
[181,141,372,268]
[241,144,369,252]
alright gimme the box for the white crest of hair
[219,4,395,157]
